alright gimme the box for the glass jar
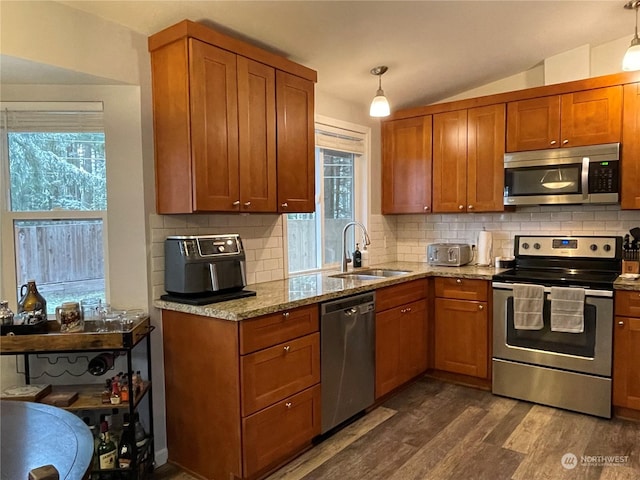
[0,300,14,326]
[17,280,47,323]
[56,302,84,333]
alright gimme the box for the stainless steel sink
[330,268,412,280]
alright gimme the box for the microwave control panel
[589,161,619,193]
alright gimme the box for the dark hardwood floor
[152,378,640,480]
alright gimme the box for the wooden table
[0,400,93,480]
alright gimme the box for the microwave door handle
[581,157,590,200]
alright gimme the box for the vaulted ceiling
[43,1,640,110]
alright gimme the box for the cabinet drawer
[241,333,320,416]
[242,384,321,477]
[240,304,319,354]
[435,277,488,301]
[376,279,428,312]
[616,290,640,318]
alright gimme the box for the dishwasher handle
[321,292,376,316]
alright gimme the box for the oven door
[492,282,613,377]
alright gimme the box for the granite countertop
[154,262,502,321]
[155,261,640,321]
[614,275,640,291]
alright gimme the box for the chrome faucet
[341,221,371,272]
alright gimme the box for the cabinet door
[613,316,640,410]
[400,299,428,381]
[276,71,315,213]
[432,110,468,212]
[434,298,488,378]
[622,83,640,210]
[375,307,403,398]
[381,116,432,214]
[375,299,427,398]
[560,86,622,148]
[237,57,277,212]
[467,104,505,212]
[189,39,240,211]
[506,96,561,151]
[242,385,321,478]
[241,333,320,416]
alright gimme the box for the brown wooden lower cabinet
[613,290,640,412]
[375,280,428,398]
[434,297,488,378]
[162,307,320,480]
[432,278,490,380]
[243,385,321,476]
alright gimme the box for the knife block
[622,260,640,274]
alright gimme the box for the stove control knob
[217,245,225,253]
[603,244,612,252]
[590,244,598,251]
[522,243,530,250]
[533,243,541,250]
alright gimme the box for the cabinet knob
[406,307,412,313]
[618,321,625,326]
[468,205,473,210]
[456,278,462,284]
[281,202,288,208]
[285,402,292,408]
[232,200,240,206]
[400,308,406,313]
[479,305,484,310]
[283,345,290,353]
[243,201,251,207]
[550,140,557,145]
[283,312,290,319]
[458,205,464,210]
[562,139,569,145]
[424,205,430,211]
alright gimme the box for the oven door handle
[492,282,613,298]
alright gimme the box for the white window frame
[284,115,371,275]
[0,101,109,311]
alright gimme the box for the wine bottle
[133,412,147,448]
[97,420,117,471]
[117,414,134,470]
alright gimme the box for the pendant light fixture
[369,66,390,117]
[623,0,640,71]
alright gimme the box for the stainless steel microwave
[503,143,620,206]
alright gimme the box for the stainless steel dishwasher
[320,291,375,434]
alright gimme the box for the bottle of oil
[17,280,47,323]
[353,244,362,268]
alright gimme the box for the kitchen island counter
[154,262,501,321]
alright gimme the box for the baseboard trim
[155,447,169,467]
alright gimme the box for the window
[1,103,107,314]
[287,118,368,274]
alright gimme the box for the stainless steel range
[492,235,622,418]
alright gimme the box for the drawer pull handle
[618,321,625,326]
[232,200,240,206]
[283,312,290,319]
[456,279,462,284]
[562,139,569,145]
[283,345,290,353]
[406,307,412,313]
[550,140,557,145]
[285,402,292,408]
[243,201,251,207]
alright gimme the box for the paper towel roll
[477,231,493,266]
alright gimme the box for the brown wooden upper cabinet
[622,83,640,210]
[432,104,505,213]
[381,116,432,214]
[506,86,622,152]
[149,20,316,214]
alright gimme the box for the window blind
[315,123,365,155]
[1,102,104,132]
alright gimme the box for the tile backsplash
[150,206,640,300]
[396,205,640,263]
[150,213,284,301]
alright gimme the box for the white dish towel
[513,283,544,330]
[550,286,585,333]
